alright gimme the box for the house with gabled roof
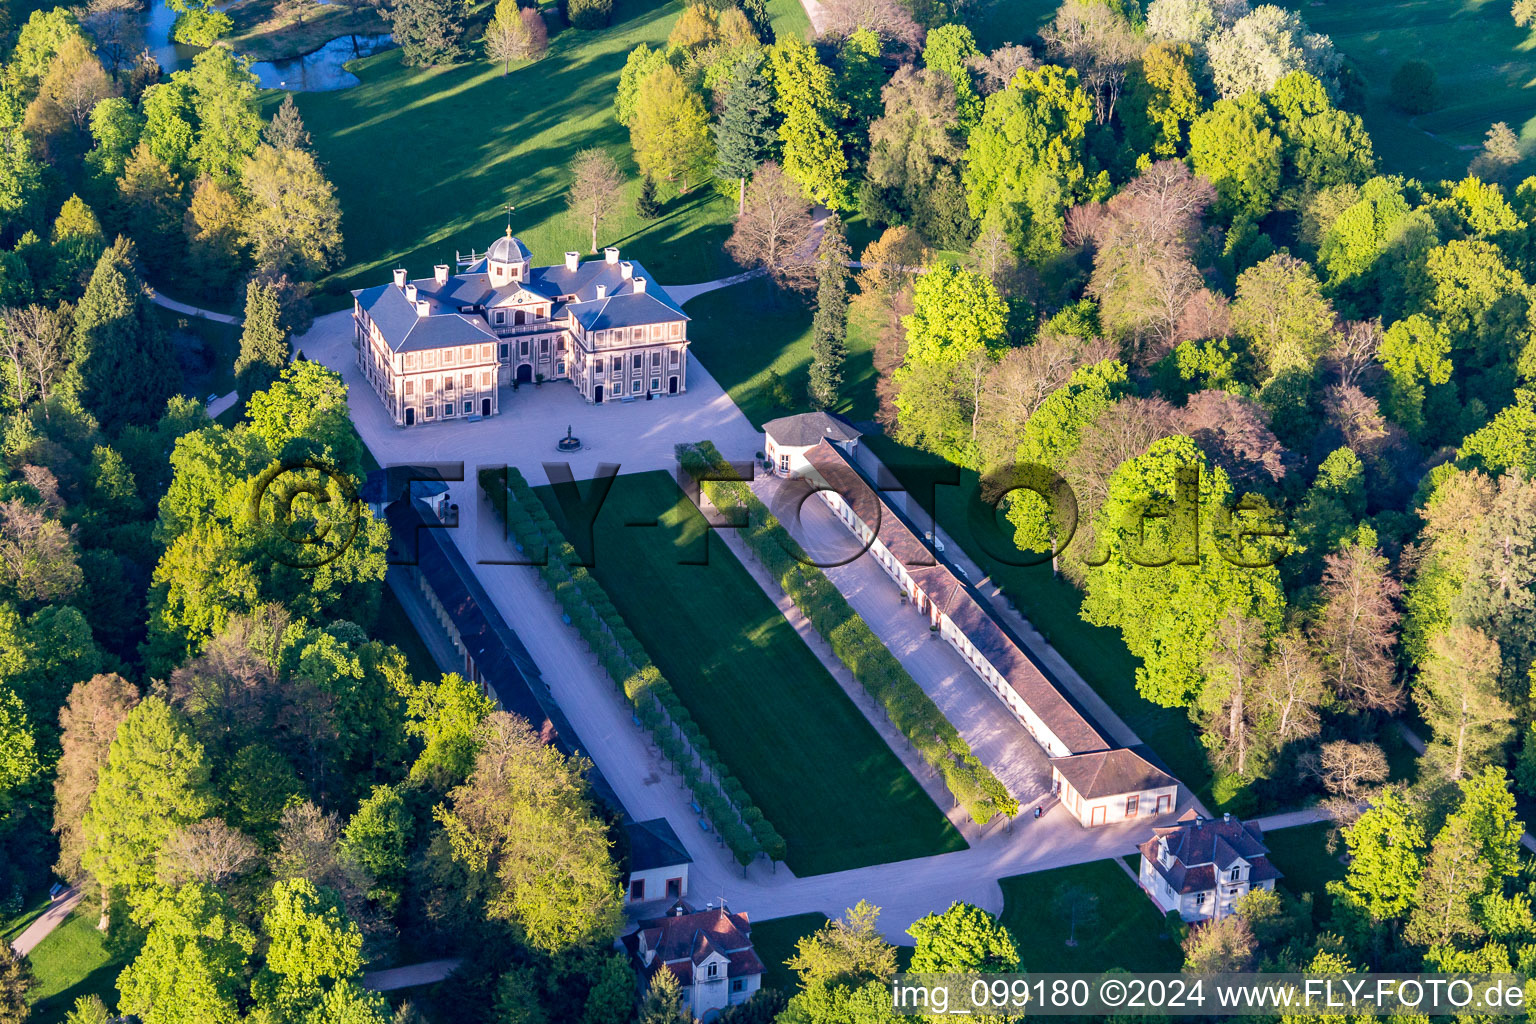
[350,231,690,426]
[624,818,692,905]
[1137,811,1282,922]
[625,900,764,1021]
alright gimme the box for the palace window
[481,345,492,359]
[405,353,418,369]
[611,356,622,374]
[444,377,454,391]
[632,353,643,370]
[670,349,680,366]
[651,351,661,367]
[425,352,436,366]
[463,347,473,360]
[541,338,549,355]
[444,350,455,365]
[463,401,472,414]
[444,403,454,417]
[651,377,659,392]
[1126,795,1138,817]
[463,374,472,389]
[614,381,624,395]
[404,381,414,396]
[495,310,506,324]
[520,341,529,357]
[499,344,508,360]
[425,405,434,419]
[482,372,492,386]
[556,361,565,375]
[670,323,681,338]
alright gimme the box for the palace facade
[351,233,691,426]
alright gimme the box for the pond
[139,0,393,91]
[249,32,394,90]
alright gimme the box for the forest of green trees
[5,0,1536,1018]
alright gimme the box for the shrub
[566,0,612,28]
[1390,59,1438,115]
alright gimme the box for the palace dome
[488,233,531,264]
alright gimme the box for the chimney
[404,283,418,303]
[434,265,449,285]
[393,269,408,288]
[604,246,620,264]
[634,277,647,294]
[565,252,580,272]
[595,284,607,299]
[415,300,430,318]
[620,260,634,280]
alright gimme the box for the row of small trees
[477,467,786,870]
[677,440,1018,825]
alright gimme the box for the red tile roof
[800,439,1109,755]
[625,901,765,987]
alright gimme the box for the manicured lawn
[534,470,966,874]
[857,434,1216,809]
[683,278,880,429]
[21,908,133,1024]
[750,912,826,993]
[1273,0,1536,184]
[998,859,1183,973]
[286,0,749,312]
[1264,822,1347,924]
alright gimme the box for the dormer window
[707,963,718,978]
[1229,867,1241,881]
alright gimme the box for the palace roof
[352,250,686,353]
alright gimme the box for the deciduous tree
[768,39,853,210]
[52,673,138,881]
[484,0,546,72]
[724,161,816,290]
[81,696,215,910]
[434,712,625,953]
[630,66,711,193]
[566,149,625,255]
[1415,624,1512,782]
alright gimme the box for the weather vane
[504,202,516,235]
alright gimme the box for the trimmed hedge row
[678,441,1018,825]
[478,467,786,867]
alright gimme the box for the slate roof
[487,233,532,264]
[627,818,693,872]
[762,411,863,448]
[625,901,765,989]
[351,281,500,354]
[1051,747,1178,799]
[384,497,625,817]
[799,439,1110,756]
[1137,815,1281,895]
[352,250,687,352]
[361,466,450,507]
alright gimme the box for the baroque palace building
[351,231,691,426]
